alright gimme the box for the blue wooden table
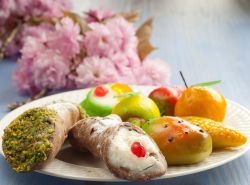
[1,0,250,184]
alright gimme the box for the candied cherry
[131,141,146,158]
[94,86,109,97]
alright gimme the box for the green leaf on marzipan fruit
[191,80,222,87]
[113,92,141,98]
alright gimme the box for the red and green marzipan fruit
[142,116,212,165]
[149,87,184,116]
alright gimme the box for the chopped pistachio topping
[2,107,57,172]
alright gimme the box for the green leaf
[113,92,141,98]
[191,80,222,87]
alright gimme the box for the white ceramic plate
[0,86,250,181]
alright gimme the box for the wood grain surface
[0,0,250,184]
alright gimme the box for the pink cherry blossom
[106,17,138,52]
[84,17,138,57]
[21,23,55,39]
[48,17,82,60]
[20,37,46,60]
[4,22,54,57]
[13,57,39,95]
[32,49,70,90]
[14,48,70,95]
[6,23,54,57]
[1,0,71,21]
[83,23,115,57]
[1,0,72,57]
[110,51,141,76]
[11,8,172,95]
[13,24,54,95]
[6,17,82,59]
[75,56,120,88]
[16,0,72,18]
[136,58,171,86]
[0,0,15,18]
[13,21,74,94]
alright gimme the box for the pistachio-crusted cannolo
[2,102,84,172]
[69,115,167,180]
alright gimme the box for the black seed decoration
[178,120,184,123]
[164,124,168,128]
[168,137,174,143]
[185,131,189,134]
[199,129,204,133]
[90,128,96,135]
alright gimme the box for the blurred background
[0,0,250,185]
[71,0,250,107]
[3,0,250,107]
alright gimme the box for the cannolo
[69,115,167,180]
[2,102,85,172]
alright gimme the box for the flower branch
[8,88,48,111]
[0,21,22,60]
[1,1,171,110]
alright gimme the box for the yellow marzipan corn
[183,116,248,149]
